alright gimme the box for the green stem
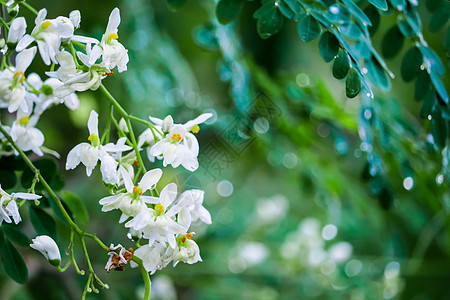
[133,256,151,300]
[99,83,146,174]
[19,1,38,16]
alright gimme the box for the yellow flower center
[13,71,25,83]
[191,125,200,134]
[155,203,165,214]
[132,186,143,196]
[88,134,98,143]
[108,32,119,41]
[42,21,51,29]
[171,134,181,143]
[19,116,29,126]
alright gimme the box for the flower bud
[119,118,129,133]
[30,235,61,267]
[162,115,174,133]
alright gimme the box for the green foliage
[63,192,89,224]
[0,240,28,284]
[297,15,321,42]
[216,0,244,25]
[318,31,339,62]
[345,68,361,98]
[29,206,57,238]
[2,224,30,248]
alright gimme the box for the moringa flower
[0,185,41,225]
[30,235,61,267]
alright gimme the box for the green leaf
[0,169,17,190]
[279,0,305,21]
[1,240,28,284]
[368,0,388,11]
[341,23,363,39]
[414,71,431,100]
[326,4,351,25]
[346,68,361,98]
[431,108,448,149]
[429,8,449,32]
[255,4,283,39]
[446,27,450,51]
[2,224,30,248]
[364,5,380,35]
[420,90,436,119]
[401,47,422,82]
[0,229,5,248]
[166,0,189,10]
[216,0,243,25]
[21,158,64,192]
[297,15,321,42]
[29,206,56,238]
[333,49,350,79]
[405,5,421,33]
[381,26,404,59]
[397,19,415,38]
[426,0,444,12]
[63,192,89,224]
[366,58,390,91]
[389,0,406,11]
[342,0,372,27]
[419,46,445,76]
[319,31,339,63]
[430,73,449,105]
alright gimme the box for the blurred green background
[0,0,449,299]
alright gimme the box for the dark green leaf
[364,5,380,35]
[216,0,243,25]
[333,49,350,79]
[0,169,17,190]
[1,240,28,284]
[253,1,275,19]
[419,46,445,76]
[279,0,305,21]
[405,4,421,33]
[341,23,363,39]
[29,206,56,238]
[426,0,444,12]
[445,27,450,51]
[429,9,449,32]
[326,4,351,25]
[368,0,388,11]
[397,20,415,38]
[430,73,449,105]
[297,15,321,42]
[420,90,436,119]
[256,5,283,39]
[381,26,404,59]
[0,229,4,249]
[2,224,30,247]
[401,47,422,82]
[166,0,189,10]
[431,108,448,149]
[389,0,406,11]
[63,192,89,224]
[342,0,372,27]
[414,71,431,100]
[366,58,390,90]
[319,31,340,62]
[346,68,361,98]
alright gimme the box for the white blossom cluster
[68,110,212,274]
[0,7,129,230]
[0,5,213,276]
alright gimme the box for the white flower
[176,189,211,224]
[17,9,74,65]
[0,47,36,113]
[69,10,81,29]
[16,9,96,65]
[133,242,169,274]
[138,126,163,163]
[149,113,212,171]
[0,186,41,225]
[172,235,202,266]
[27,73,79,116]
[99,8,129,72]
[7,17,26,44]
[66,110,132,176]
[46,51,106,97]
[30,235,61,266]
[99,167,163,221]
[104,137,136,185]
[124,183,189,248]
[11,110,45,156]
